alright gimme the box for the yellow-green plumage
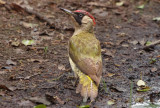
[69,31,102,102]
[60,7,102,102]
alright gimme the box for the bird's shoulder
[70,32,99,44]
[69,32,101,56]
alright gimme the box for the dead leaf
[7,86,17,91]
[110,85,127,92]
[45,93,65,105]
[19,1,33,10]
[137,80,146,87]
[9,73,40,80]
[115,64,120,67]
[40,36,53,40]
[114,25,121,29]
[151,67,157,72]
[22,40,35,46]
[103,42,114,47]
[138,38,146,46]
[153,17,160,21]
[0,71,6,74]
[137,86,150,92]
[15,49,25,54]
[135,97,144,103]
[59,34,64,41]
[27,59,47,63]
[97,11,108,17]
[53,96,65,105]
[20,21,38,29]
[0,0,6,5]
[0,84,14,91]
[11,41,20,47]
[116,1,124,6]
[18,100,34,106]
[122,44,129,47]
[104,72,115,77]
[136,80,150,92]
[58,64,66,71]
[107,100,115,105]
[117,32,127,37]
[0,91,5,96]
[28,97,51,105]
[10,3,24,13]
[103,49,115,57]
[130,40,139,45]
[52,40,61,45]
[6,59,17,66]
[101,49,106,53]
[87,2,108,7]
[137,4,145,9]
[92,8,103,14]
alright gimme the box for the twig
[143,40,160,50]
[0,1,74,32]
[23,6,74,31]
[23,7,56,27]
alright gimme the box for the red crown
[74,10,96,26]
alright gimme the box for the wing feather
[69,32,102,85]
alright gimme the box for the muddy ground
[0,0,160,108]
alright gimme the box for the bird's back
[69,32,101,59]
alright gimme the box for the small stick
[0,1,74,31]
[143,40,160,50]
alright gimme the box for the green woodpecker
[60,8,102,102]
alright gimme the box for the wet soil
[0,0,160,108]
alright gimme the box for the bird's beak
[59,8,74,16]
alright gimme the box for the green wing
[69,32,102,85]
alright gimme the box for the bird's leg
[74,70,79,84]
[74,73,79,87]
[70,72,78,87]
[74,79,78,87]
[69,57,79,86]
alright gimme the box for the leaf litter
[0,0,160,108]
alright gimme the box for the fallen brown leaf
[28,97,51,105]
[0,84,14,91]
[151,67,157,72]
[58,64,66,71]
[6,59,17,66]
[104,72,115,77]
[45,93,65,105]
[27,59,48,63]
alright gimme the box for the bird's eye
[79,14,83,17]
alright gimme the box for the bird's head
[60,8,96,33]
